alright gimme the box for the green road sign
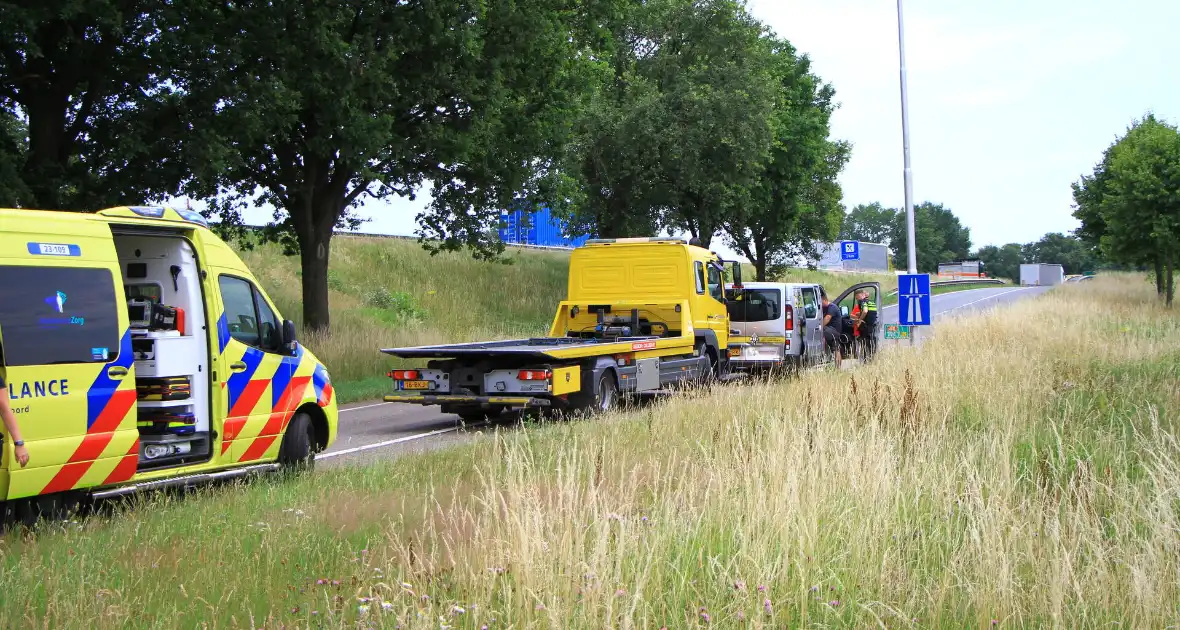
[884,324,912,340]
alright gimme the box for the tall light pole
[896,0,917,274]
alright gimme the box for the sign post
[897,273,931,346]
[840,240,860,261]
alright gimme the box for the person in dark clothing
[820,294,843,368]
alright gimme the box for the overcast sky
[219,0,1178,260]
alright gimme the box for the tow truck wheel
[278,411,315,473]
[698,343,718,385]
[594,371,618,413]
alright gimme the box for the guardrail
[884,278,1005,298]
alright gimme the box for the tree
[1073,114,1180,304]
[174,0,595,331]
[1022,232,1099,276]
[839,202,895,244]
[562,0,777,247]
[888,201,971,273]
[723,35,848,281]
[643,0,775,248]
[0,0,175,209]
[973,243,1023,283]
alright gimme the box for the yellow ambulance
[0,205,338,522]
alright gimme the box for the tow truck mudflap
[382,394,553,408]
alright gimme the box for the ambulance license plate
[399,380,431,390]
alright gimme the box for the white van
[725,280,880,373]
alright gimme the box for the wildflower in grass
[700,611,711,623]
[615,588,627,597]
[359,605,370,615]
[317,579,328,585]
[763,599,773,615]
[452,605,466,615]
[810,585,818,592]
[382,602,394,612]
[829,600,841,607]
[757,585,767,593]
[991,621,998,626]
[535,603,546,611]
[736,611,746,621]
[734,580,746,592]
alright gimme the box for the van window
[726,288,781,322]
[218,275,283,353]
[0,266,121,366]
[694,262,705,294]
[801,288,818,319]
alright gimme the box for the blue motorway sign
[840,240,859,261]
[898,273,931,326]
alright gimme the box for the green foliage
[362,288,427,324]
[1022,232,1101,276]
[162,0,598,331]
[883,201,972,273]
[973,243,1024,282]
[722,36,848,281]
[0,0,179,209]
[839,202,895,244]
[1073,113,1180,304]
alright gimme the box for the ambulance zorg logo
[46,290,67,313]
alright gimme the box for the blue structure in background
[498,205,588,248]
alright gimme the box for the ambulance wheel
[278,411,315,473]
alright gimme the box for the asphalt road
[317,285,1053,467]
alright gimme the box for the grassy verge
[243,238,895,403]
[3,275,1177,627]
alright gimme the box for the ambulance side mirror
[282,319,298,353]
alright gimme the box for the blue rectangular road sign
[840,240,859,260]
[898,273,931,326]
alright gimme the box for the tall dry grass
[1,275,1176,628]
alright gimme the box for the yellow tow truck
[381,237,743,419]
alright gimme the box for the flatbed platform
[380,335,679,361]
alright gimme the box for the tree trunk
[1153,256,1164,296]
[1167,254,1175,308]
[297,225,334,332]
[22,92,70,208]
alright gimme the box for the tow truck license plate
[728,348,740,357]
[399,380,431,390]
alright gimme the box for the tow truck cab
[381,237,743,418]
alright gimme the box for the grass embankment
[243,237,892,403]
[3,275,1177,628]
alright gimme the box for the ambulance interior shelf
[114,232,213,470]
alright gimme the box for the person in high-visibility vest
[853,290,878,355]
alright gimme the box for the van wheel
[278,411,315,473]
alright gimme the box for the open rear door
[833,281,883,357]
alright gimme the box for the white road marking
[939,287,1035,314]
[317,426,456,460]
[339,401,392,413]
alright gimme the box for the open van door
[833,281,882,360]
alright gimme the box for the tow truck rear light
[387,370,420,380]
[785,305,794,331]
[517,369,551,381]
